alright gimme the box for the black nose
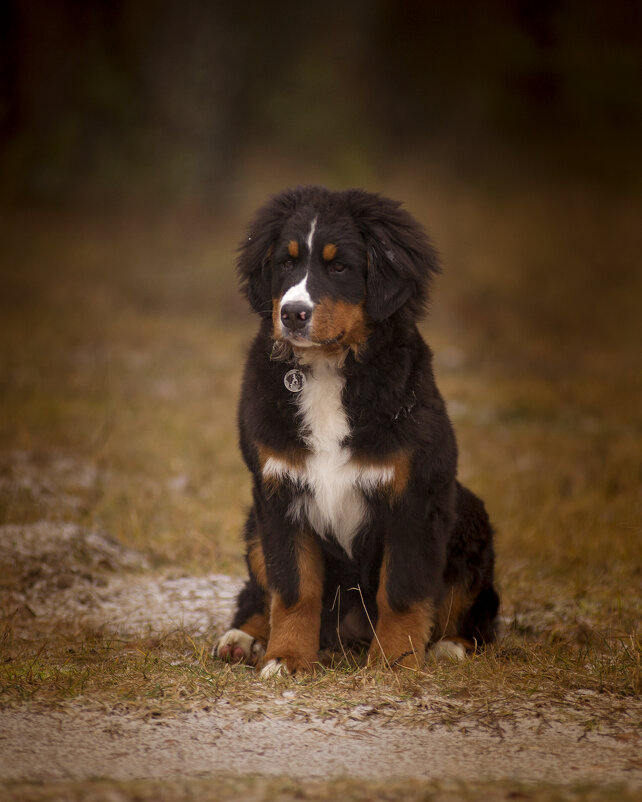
[281,302,311,331]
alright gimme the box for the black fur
[226,185,499,668]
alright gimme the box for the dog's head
[237,185,439,353]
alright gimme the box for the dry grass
[0,175,640,797]
[0,208,251,574]
[1,623,639,729]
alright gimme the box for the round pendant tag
[284,369,306,393]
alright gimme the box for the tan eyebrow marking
[322,243,337,261]
[288,240,299,258]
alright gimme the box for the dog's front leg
[368,546,435,669]
[368,493,453,669]
[259,530,324,678]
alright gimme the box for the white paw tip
[260,659,288,679]
[429,640,467,662]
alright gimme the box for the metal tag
[284,369,306,393]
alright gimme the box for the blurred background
[2,0,642,202]
[0,0,640,629]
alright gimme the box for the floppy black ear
[347,190,440,321]
[237,190,299,316]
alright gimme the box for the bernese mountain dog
[214,185,499,676]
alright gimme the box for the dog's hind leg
[429,581,500,661]
[215,574,269,665]
[214,515,270,665]
[428,483,500,661]
[458,583,500,646]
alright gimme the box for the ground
[0,172,640,800]
[0,520,640,800]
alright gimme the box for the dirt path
[1,522,640,792]
[1,703,640,786]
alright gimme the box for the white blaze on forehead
[279,215,318,310]
[306,216,318,252]
[276,214,318,342]
[280,273,312,307]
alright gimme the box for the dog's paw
[213,629,265,665]
[428,639,467,662]
[259,658,288,679]
[258,654,317,678]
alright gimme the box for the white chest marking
[295,360,364,555]
[262,359,394,557]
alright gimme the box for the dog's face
[237,186,439,353]
[270,210,370,352]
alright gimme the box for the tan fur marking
[248,538,269,590]
[272,298,282,340]
[236,540,270,647]
[238,611,270,644]
[438,635,475,650]
[309,298,370,354]
[256,442,308,493]
[256,442,307,472]
[389,451,411,496]
[263,534,323,673]
[368,551,434,668]
[351,450,411,498]
[322,242,337,261]
[288,240,299,258]
[433,583,474,642]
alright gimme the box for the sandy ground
[1,521,641,791]
[0,521,240,637]
[1,703,640,786]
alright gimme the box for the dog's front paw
[259,658,288,679]
[214,629,265,665]
[258,654,318,678]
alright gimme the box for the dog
[214,185,499,676]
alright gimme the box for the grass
[0,175,640,795]
[1,623,639,723]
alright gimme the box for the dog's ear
[237,190,299,316]
[348,191,440,321]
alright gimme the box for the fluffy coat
[214,185,499,675]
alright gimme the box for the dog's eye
[329,263,345,274]
[281,259,295,270]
